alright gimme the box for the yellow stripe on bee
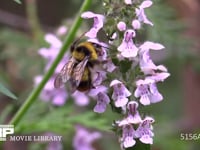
[78,42,98,60]
[72,50,85,61]
[81,67,90,81]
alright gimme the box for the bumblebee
[54,36,105,92]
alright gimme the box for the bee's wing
[70,56,89,89]
[54,57,77,88]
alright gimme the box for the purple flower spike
[73,125,101,150]
[135,116,154,144]
[135,0,153,26]
[121,125,136,148]
[118,29,138,58]
[81,11,105,38]
[110,80,131,107]
[94,92,110,113]
[134,78,163,105]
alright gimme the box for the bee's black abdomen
[77,80,92,92]
[87,62,94,68]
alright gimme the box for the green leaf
[0,83,17,100]
[16,101,109,134]
[13,0,22,4]
[119,60,132,73]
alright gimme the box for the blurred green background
[0,0,200,150]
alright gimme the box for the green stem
[26,0,43,41]
[9,0,92,126]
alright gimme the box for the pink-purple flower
[147,72,170,82]
[92,71,107,87]
[118,101,142,126]
[73,125,101,150]
[35,33,70,106]
[121,125,136,148]
[93,92,110,113]
[38,33,67,73]
[135,0,153,26]
[81,11,105,38]
[105,60,116,72]
[132,19,141,30]
[117,21,126,31]
[34,75,67,106]
[118,115,155,148]
[72,91,90,106]
[110,80,131,107]
[135,116,154,144]
[56,26,68,36]
[134,78,163,105]
[124,0,133,5]
[88,85,110,113]
[139,41,165,74]
[118,29,138,58]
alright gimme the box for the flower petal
[124,137,136,148]
[140,95,151,105]
[124,0,132,5]
[81,11,96,18]
[73,91,89,106]
[139,135,153,144]
[132,19,141,30]
[45,33,62,48]
[117,21,127,31]
[140,0,153,9]
[110,79,122,87]
[115,97,128,107]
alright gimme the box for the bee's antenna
[71,32,87,50]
